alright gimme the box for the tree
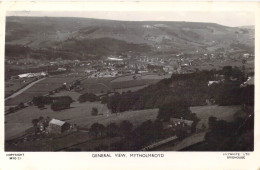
[78,93,97,103]
[18,102,25,108]
[91,107,98,116]
[208,116,217,130]
[101,95,109,104]
[51,96,73,111]
[90,123,105,138]
[222,66,232,80]
[8,107,15,113]
[119,120,133,137]
[32,96,52,106]
[32,118,39,127]
[38,103,45,109]
[157,100,191,121]
[176,126,188,140]
[74,80,81,86]
[106,123,119,137]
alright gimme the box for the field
[141,74,171,79]
[5,73,169,106]
[79,77,113,94]
[5,92,46,106]
[114,85,148,93]
[5,78,36,97]
[79,74,167,94]
[80,83,111,94]
[51,91,82,101]
[190,105,241,130]
[111,73,171,82]
[5,98,158,140]
[110,79,158,89]
[25,84,62,92]
[5,75,84,106]
[39,76,81,84]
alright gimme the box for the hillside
[5,16,254,60]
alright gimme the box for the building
[163,118,194,134]
[48,118,70,134]
[240,76,254,87]
[18,72,47,78]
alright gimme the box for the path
[5,77,46,100]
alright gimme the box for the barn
[48,118,70,134]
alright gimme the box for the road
[5,77,46,101]
[141,135,178,151]
[153,131,207,151]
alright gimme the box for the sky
[7,11,254,27]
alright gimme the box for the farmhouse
[48,118,70,134]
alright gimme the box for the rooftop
[49,118,66,126]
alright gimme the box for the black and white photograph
[4,10,255,152]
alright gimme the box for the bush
[51,96,73,111]
[32,96,52,106]
[78,93,97,103]
[91,107,98,116]
[157,100,191,121]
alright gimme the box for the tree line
[104,67,252,113]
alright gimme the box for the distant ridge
[5,16,254,60]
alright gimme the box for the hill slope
[5,16,254,60]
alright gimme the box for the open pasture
[5,78,36,97]
[5,92,46,106]
[5,101,109,140]
[111,73,171,83]
[39,76,81,84]
[114,85,148,93]
[110,79,158,89]
[51,91,82,101]
[5,100,158,140]
[190,105,241,130]
[25,83,62,92]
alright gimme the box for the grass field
[111,73,171,82]
[79,77,160,94]
[80,83,111,94]
[190,105,241,130]
[5,101,109,140]
[110,79,158,89]
[25,83,62,92]
[5,78,36,97]
[141,74,171,79]
[39,76,81,84]
[5,75,84,106]
[5,92,46,106]
[111,74,137,82]
[51,91,82,101]
[114,85,148,93]
[5,99,158,140]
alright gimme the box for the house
[240,76,254,87]
[163,118,194,133]
[48,118,70,134]
[208,80,220,86]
